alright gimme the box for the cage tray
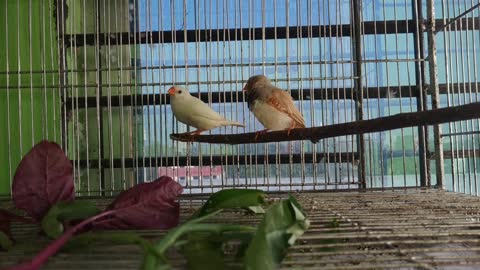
[2,188,480,269]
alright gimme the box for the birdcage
[2,0,480,269]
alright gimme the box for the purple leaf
[3,177,183,270]
[93,176,183,230]
[12,141,74,221]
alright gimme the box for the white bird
[168,86,245,135]
[243,75,306,137]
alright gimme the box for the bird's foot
[287,128,294,136]
[192,129,206,136]
[184,129,206,142]
[287,123,296,136]
[254,129,269,142]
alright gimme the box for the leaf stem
[3,210,116,270]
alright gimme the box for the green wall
[0,0,60,195]
[0,0,141,196]
[64,0,139,195]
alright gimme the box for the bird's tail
[224,120,245,128]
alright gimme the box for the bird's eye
[178,90,182,94]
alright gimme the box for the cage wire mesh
[43,0,478,196]
[2,0,480,269]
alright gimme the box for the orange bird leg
[191,129,206,135]
[254,129,269,142]
[287,128,293,136]
[181,129,206,142]
[286,122,296,136]
[190,129,206,142]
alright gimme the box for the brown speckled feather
[268,87,306,128]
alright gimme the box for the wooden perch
[170,102,480,145]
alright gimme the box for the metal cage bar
[351,0,366,189]
[427,0,445,189]
[2,0,480,196]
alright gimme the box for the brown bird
[243,75,306,140]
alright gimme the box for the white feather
[170,86,244,131]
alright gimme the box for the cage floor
[2,188,480,270]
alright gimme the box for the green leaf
[192,189,266,218]
[151,210,222,256]
[145,210,256,270]
[179,189,265,269]
[182,230,257,270]
[157,223,255,255]
[246,206,265,214]
[141,253,165,270]
[183,232,225,270]
[0,231,14,250]
[230,232,255,260]
[64,232,163,269]
[41,201,101,238]
[64,231,154,253]
[244,195,310,270]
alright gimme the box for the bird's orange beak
[168,87,175,96]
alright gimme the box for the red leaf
[3,176,183,270]
[12,141,74,221]
[93,176,183,230]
